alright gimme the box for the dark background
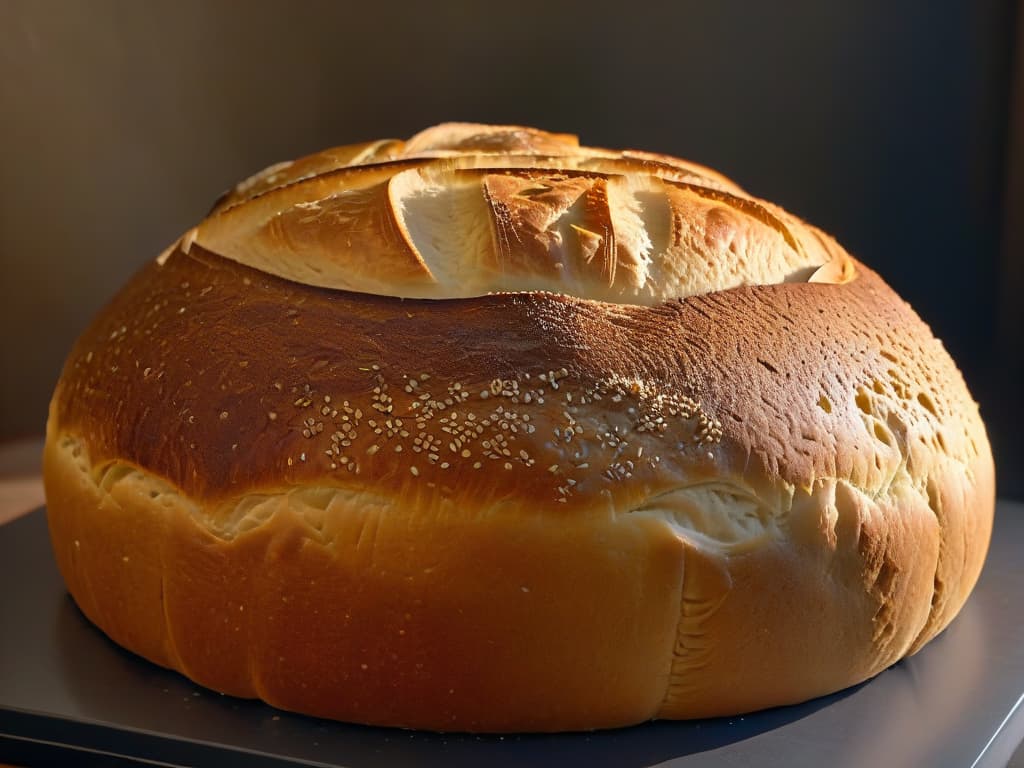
[1,0,1021,497]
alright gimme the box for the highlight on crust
[162,123,855,302]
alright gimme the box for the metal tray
[2,502,1023,767]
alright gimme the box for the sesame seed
[366,445,379,455]
[220,411,229,420]
[410,466,419,476]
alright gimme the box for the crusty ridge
[170,123,852,303]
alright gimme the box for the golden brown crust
[187,122,841,303]
[46,435,687,730]
[50,246,984,513]
[43,123,994,732]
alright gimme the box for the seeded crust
[44,124,994,732]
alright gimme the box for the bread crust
[44,124,994,731]
[188,122,840,304]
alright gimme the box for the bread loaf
[43,123,994,732]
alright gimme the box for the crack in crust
[182,123,853,303]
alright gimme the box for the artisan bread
[43,123,994,732]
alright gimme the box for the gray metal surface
[1,502,1023,767]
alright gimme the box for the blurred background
[0,0,1021,497]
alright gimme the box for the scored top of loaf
[167,123,853,303]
